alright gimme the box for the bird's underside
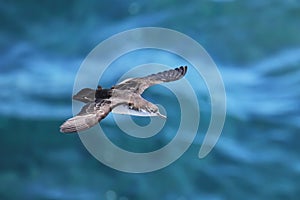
[60,66,187,133]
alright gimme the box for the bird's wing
[72,88,95,103]
[60,99,119,133]
[114,66,187,94]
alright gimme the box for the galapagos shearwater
[60,66,187,133]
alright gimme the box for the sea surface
[1,1,300,199]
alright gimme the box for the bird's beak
[157,112,167,119]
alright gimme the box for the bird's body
[60,66,187,133]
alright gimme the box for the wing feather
[60,101,112,133]
[114,66,187,94]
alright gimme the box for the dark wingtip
[176,66,187,76]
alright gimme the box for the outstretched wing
[72,88,96,103]
[60,100,113,133]
[114,66,187,94]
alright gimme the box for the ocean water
[1,1,300,199]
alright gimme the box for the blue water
[1,1,300,199]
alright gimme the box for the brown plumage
[60,66,187,133]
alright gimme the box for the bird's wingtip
[59,123,78,134]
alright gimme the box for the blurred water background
[1,0,300,199]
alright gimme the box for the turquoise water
[1,1,300,199]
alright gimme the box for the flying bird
[60,66,187,133]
